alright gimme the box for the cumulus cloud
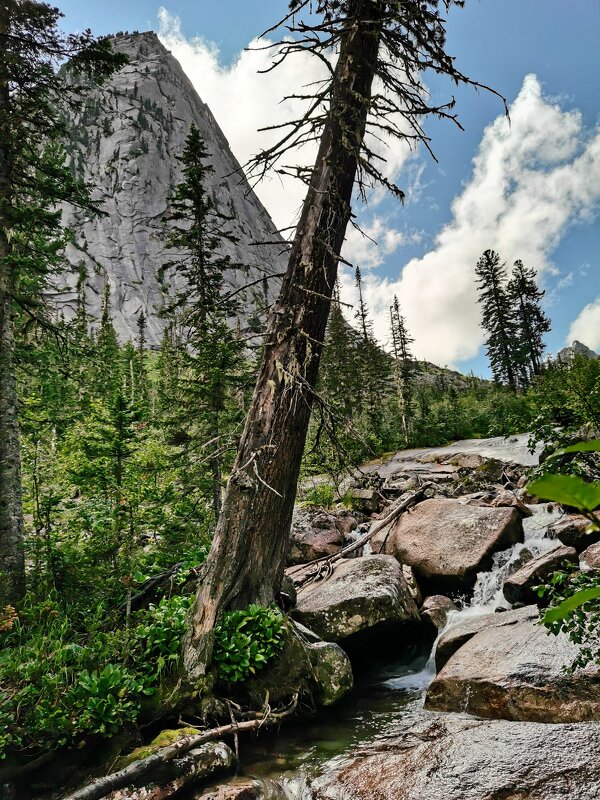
[337,75,600,365]
[568,298,600,351]
[158,7,413,239]
[157,9,599,368]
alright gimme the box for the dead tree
[182,0,506,684]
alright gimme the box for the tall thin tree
[0,1,125,606]
[182,0,506,684]
[475,250,520,392]
[508,259,551,383]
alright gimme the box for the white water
[383,502,564,692]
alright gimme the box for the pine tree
[475,250,521,392]
[508,259,551,383]
[0,2,125,606]
[160,124,247,520]
[389,296,415,445]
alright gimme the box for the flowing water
[187,461,567,799]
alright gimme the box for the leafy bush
[0,593,193,758]
[213,605,285,684]
[300,483,336,508]
[530,441,600,670]
[132,594,193,680]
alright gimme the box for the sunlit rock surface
[59,32,285,344]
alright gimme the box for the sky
[57,1,600,374]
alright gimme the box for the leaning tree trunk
[0,71,25,607]
[182,1,384,684]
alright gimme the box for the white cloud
[158,8,413,235]
[338,75,600,366]
[157,11,600,368]
[568,298,600,351]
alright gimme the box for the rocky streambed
[186,438,600,800]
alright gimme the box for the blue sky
[58,1,600,374]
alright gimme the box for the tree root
[61,693,298,800]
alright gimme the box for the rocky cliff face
[59,32,286,345]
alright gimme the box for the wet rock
[372,499,523,591]
[434,605,538,671]
[502,544,578,605]
[581,541,600,568]
[420,595,457,629]
[426,618,600,722]
[549,514,600,552]
[312,713,600,800]
[288,507,358,565]
[308,641,354,705]
[191,778,260,799]
[488,489,532,516]
[292,555,419,642]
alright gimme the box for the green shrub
[0,593,193,759]
[301,483,336,508]
[212,604,285,684]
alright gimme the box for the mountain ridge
[58,31,286,346]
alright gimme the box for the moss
[115,726,201,769]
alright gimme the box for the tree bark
[182,1,384,684]
[0,50,25,607]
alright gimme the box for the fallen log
[287,484,432,588]
[61,694,298,800]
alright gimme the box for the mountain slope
[59,31,286,345]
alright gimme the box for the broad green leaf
[553,440,600,456]
[528,474,600,511]
[543,586,600,624]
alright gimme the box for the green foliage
[0,593,192,758]
[529,473,600,512]
[132,595,193,680]
[213,605,285,684]
[531,442,600,670]
[536,570,600,671]
[300,483,337,508]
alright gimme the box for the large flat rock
[426,618,600,722]
[434,605,538,671]
[312,714,600,800]
[371,499,523,590]
[291,555,419,642]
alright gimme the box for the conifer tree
[160,124,246,520]
[475,250,520,392]
[508,259,551,382]
[0,2,125,606]
[389,296,415,445]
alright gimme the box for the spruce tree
[0,2,125,606]
[160,124,246,520]
[389,295,415,445]
[508,259,551,382]
[475,250,520,392]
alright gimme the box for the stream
[189,499,564,799]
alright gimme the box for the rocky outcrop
[426,618,600,722]
[420,595,457,629]
[372,499,523,590]
[434,605,538,671]
[242,620,352,707]
[582,541,600,568]
[287,508,357,565]
[308,641,354,706]
[549,514,600,551]
[292,555,419,643]
[502,543,578,605]
[60,32,285,345]
[312,714,600,800]
[194,779,260,800]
